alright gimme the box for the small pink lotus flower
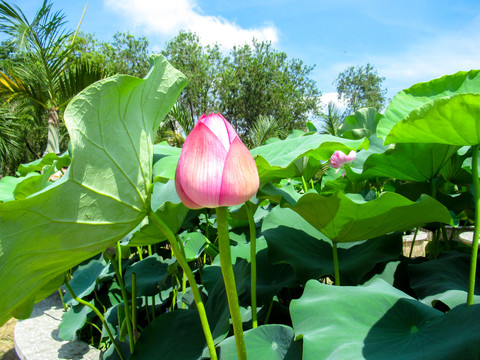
[330,150,356,177]
[175,113,259,209]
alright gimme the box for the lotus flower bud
[175,113,259,209]
[103,246,117,262]
[330,150,356,176]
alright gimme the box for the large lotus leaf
[215,324,301,360]
[206,237,298,305]
[124,254,170,296]
[250,133,368,184]
[386,94,480,146]
[0,55,187,326]
[152,142,181,182]
[130,309,206,360]
[12,163,56,200]
[408,251,480,308]
[290,279,480,360]
[280,191,452,243]
[378,70,480,141]
[0,173,38,202]
[63,257,109,305]
[16,152,71,176]
[338,107,382,140]
[58,301,94,341]
[357,143,459,181]
[262,206,402,285]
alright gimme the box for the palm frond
[248,115,286,148]
[320,101,343,136]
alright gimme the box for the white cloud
[104,0,278,49]
[320,92,347,114]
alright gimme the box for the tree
[0,0,106,161]
[161,32,322,143]
[162,31,221,132]
[101,32,151,78]
[218,40,321,140]
[334,63,387,115]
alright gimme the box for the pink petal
[175,122,227,208]
[200,113,237,152]
[345,150,357,163]
[219,137,259,206]
[174,171,203,209]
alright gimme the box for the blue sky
[10,0,480,109]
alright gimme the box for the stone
[14,292,101,360]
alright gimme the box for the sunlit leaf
[290,279,480,359]
[378,70,480,145]
[0,55,186,325]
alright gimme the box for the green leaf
[130,309,205,360]
[281,191,453,243]
[128,181,189,246]
[12,165,56,199]
[262,206,402,285]
[338,107,382,140]
[215,324,301,360]
[250,133,367,184]
[290,279,480,359]
[408,251,480,308]
[378,70,480,145]
[0,55,187,325]
[182,232,207,261]
[63,258,108,305]
[0,173,37,202]
[16,152,71,176]
[58,301,94,341]
[124,254,170,296]
[152,142,181,182]
[358,143,458,182]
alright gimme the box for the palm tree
[320,101,343,136]
[0,0,105,156]
[248,115,286,148]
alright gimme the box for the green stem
[145,296,151,324]
[332,242,340,286]
[264,299,273,325]
[301,176,308,193]
[245,202,257,328]
[149,210,217,360]
[58,288,68,311]
[216,207,247,360]
[137,247,144,260]
[131,272,137,343]
[182,271,187,309]
[408,228,419,259]
[111,259,135,353]
[64,282,125,360]
[468,144,480,305]
[151,296,156,320]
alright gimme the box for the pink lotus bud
[175,113,259,209]
[330,150,356,175]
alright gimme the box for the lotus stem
[467,144,480,305]
[408,228,419,258]
[245,202,258,328]
[64,282,125,360]
[332,242,341,286]
[148,210,218,360]
[111,257,135,353]
[216,206,247,360]
[131,272,137,343]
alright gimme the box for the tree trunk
[44,108,60,155]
